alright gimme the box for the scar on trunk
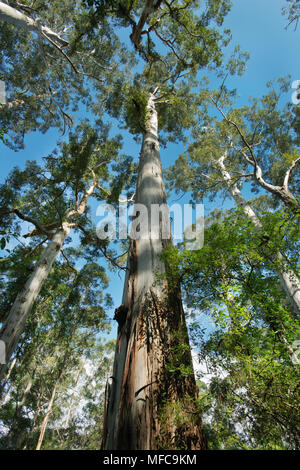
[114,304,129,328]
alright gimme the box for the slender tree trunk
[5,372,35,448]
[102,94,206,450]
[0,355,17,404]
[36,373,62,450]
[0,224,71,381]
[3,92,58,111]
[64,365,82,429]
[0,1,68,46]
[0,178,97,381]
[217,155,300,317]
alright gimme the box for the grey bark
[0,1,68,46]
[102,94,206,450]
[36,372,62,450]
[217,153,300,317]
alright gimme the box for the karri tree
[88,0,236,450]
[0,120,124,379]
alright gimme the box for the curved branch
[0,1,68,47]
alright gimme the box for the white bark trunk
[0,223,71,381]
[0,178,97,382]
[5,372,34,447]
[0,1,68,46]
[36,374,61,450]
[217,155,300,317]
[103,95,205,450]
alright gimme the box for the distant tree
[167,78,300,316]
[0,255,114,450]
[161,207,300,449]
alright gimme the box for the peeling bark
[102,95,206,450]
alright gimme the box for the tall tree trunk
[102,94,206,450]
[217,154,300,317]
[5,371,35,448]
[36,373,62,450]
[0,178,97,381]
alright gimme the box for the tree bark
[0,224,71,382]
[5,371,35,448]
[217,154,300,317]
[36,372,62,450]
[0,355,17,403]
[102,94,206,450]
[0,1,68,46]
[0,178,98,381]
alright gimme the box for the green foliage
[167,77,300,208]
[162,206,300,449]
[124,87,150,134]
[0,257,114,450]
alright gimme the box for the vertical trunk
[36,374,62,450]
[0,2,68,46]
[64,365,82,429]
[0,356,17,404]
[217,155,300,317]
[102,95,206,450]
[0,224,71,381]
[5,372,35,448]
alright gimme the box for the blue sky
[0,0,299,341]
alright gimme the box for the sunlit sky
[0,0,299,346]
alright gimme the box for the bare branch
[119,193,135,203]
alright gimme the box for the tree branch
[283,157,300,192]
[1,208,51,237]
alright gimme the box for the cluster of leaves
[282,0,300,29]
